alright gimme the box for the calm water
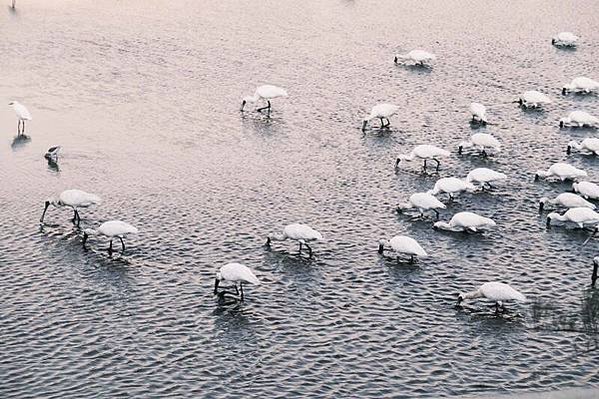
[2,1,599,397]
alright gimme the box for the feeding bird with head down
[395,144,450,173]
[515,91,552,109]
[8,100,32,135]
[466,168,507,190]
[433,211,496,233]
[567,138,599,156]
[469,102,487,124]
[40,189,101,227]
[83,220,138,256]
[428,177,477,201]
[573,181,599,200]
[560,111,599,129]
[458,133,501,157]
[44,146,61,162]
[394,49,436,67]
[562,77,599,95]
[240,84,288,113]
[457,282,526,314]
[552,32,579,47]
[539,193,595,213]
[534,163,587,182]
[378,235,427,264]
[362,103,399,131]
[266,223,323,258]
[397,192,446,220]
[546,207,599,229]
[214,262,260,302]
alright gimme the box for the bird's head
[378,239,387,254]
[361,119,369,131]
[560,119,567,129]
[214,272,223,294]
[546,213,558,228]
[551,38,556,45]
[393,56,398,64]
[394,157,403,169]
[561,86,569,95]
[456,293,464,305]
[539,197,549,212]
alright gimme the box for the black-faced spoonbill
[395,144,450,173]
[266,223,323,258]
[458,133,501,157]
[44,146,61,162]
[562,77,599,95]
[397,192,446,220]
[534,163,587,182]
[362,103,399,131]
[40,189,101,227]
[457,282,526,314]
[433,211,496,233]
[539,193,595,213]
[394,50,436,67]
[9,101,31,135]
[573,181,599,200]
[469,103,487,124]
[427,177,476,201]
[83,220,138,256]
[466,168,507,190]
[546,207,599,229]
[214,262,260,302]
[515,91,552,109]
[378,235,427,263]
[560,112,599,129]
[552,32,578,47]
[240,85,288,113]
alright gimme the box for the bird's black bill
[378,243,384,254]
[82,232,88,247]
[214,278,220,294]
[40,201,50,223]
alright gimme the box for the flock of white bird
[11,28,599,311]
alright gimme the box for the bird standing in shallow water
[9,101,32,135]
[552,32,579,47]
[560,112,599,129]
[546,207,599,230]
[378,235,427,263]
[562,77,599,95]
[458,282,526,314]
[427,177,476,201]
[40,189,101,227]
[433,212,496,233]
[394,50,436,67]
[362,103,399,131]
[266,223,323,258]
[469,103,487,124]
[214,263,260,302]
[539,193,595,213]
[515,91,552,109]
[240,85,288,114]
[395,144,450,173]
[83,220,138,256]
[466,168,507,190]
[458,133,501,157]
[573,181,599,200]
[397,192,446,220]
[534,163,587,182]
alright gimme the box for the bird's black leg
[482,149,488,157]
[379,117,385,128]
[108,239,113,256]
[433,209,440,220]
[434,159,440,172]
[592,261,598,287]
[17,120,21,135]
[23,121,26,134]
[257,100,271,113]
[305,243,313,258]
[422,160,427,173]
[298,242,303,256]
[409,255,414,264]
[240,283,244,301]
[118,237,126,253]
[75,210,81,227]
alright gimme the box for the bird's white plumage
[385,236,427,257]
[428,177,476,197]
[552,32,579,47]
[97,220,139,237]
[518,91,552,108]
[535,163,587,181]
[434,211,496,232]
[469,102,487,123]
[573,181,599,200]
[540,193,595,210]
[547,207,599,228]
[461,282,526,302]
[365,103,399,121]
[9,101,32,121]
[568,138,599,155]
[241,84,288,111]
[398,144,450,164]
[282,223,322,241]
[396,49,436,65]
[400,192,446,212]
[466,168,507,185]
[560,111,599,128]
[58,189,102,208]
[563,77,599,94]
[458,133,501,154]
[218,263,260,285]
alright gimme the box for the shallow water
[1,1,599,397]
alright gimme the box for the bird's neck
[462,289,482,300]
[270,232,287,241]
[400,152,415,162]
[568,141,582,150]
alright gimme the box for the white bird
[466,168,507,190]
[457,282,526,313]
[40,189,102,227]
[534,163,587,182]
[573,181,599,200]
[397,192,446,219]
[428,177,476,200]
[213,262,260,302]
[562,77,599,95]
[560,111,599,129]
[539,193,595,212]
[567,138,599,156]
[266,223,323,258]
[433,211,496,233]
[82,220,138,256]
[44,146,61,162]
[378,235,427,263]
[362,103,399,131]
[395,144,450,173]
[552,32,579,47]
[469,102,487,124]
[547,207,599,229]
[240,85,288,113]
[8,100,32,135]
[394,50,436,66]
[458,133,501,157]
[516,91,552,109]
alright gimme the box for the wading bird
[466,168,507,190]
[458,133,501,157]
[378,235,427,263]
[266,223,323,258]
[567,138,599,156]
[546,207,599,229]
[515,91,552,109]
[534,163,587,182]
[83,220,138,256]
[362,103,399,131]
[40,189,101,227]
[539,193,595,212]
[560,111,599,128]
[433,211,496,233]
[469,102,487,124]
[458,282,526,313]
[573,181,599,200]
[44,146,61,162]
[397,192,446,220]
[214,262,260,302]
[9,100,32,135]
[562,77,599,95]
[428,177,476,200]
[394,50,436,66]
[395,144,450,173]
[240,85,288,113]
[552,32,579,47]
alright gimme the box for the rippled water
[2,1,599,397]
